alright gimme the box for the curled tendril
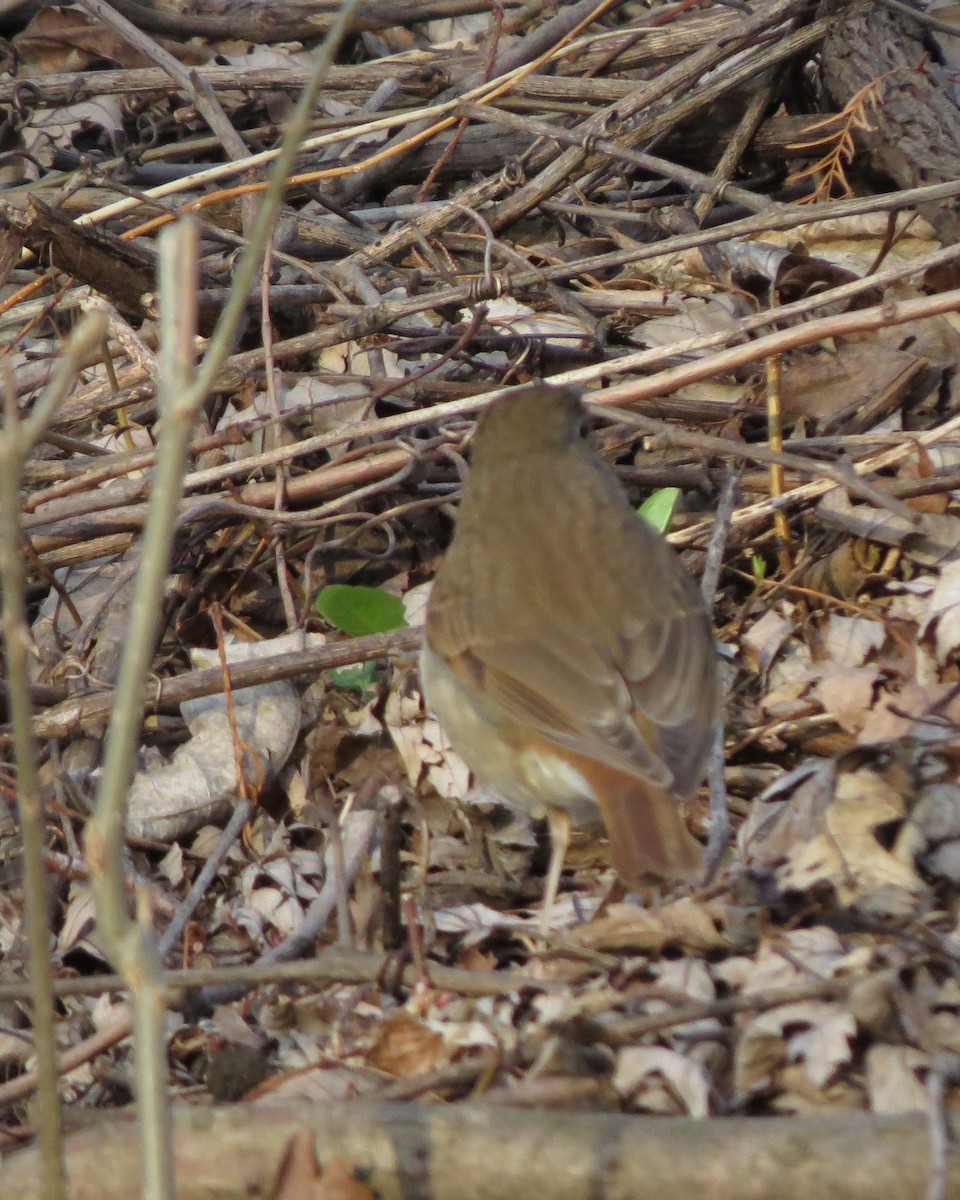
[10,80,41,120]
[501,159,525,187]
[469,275,503,302]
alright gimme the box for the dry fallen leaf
[745,753,929,914]
[613,1045,711,1116]
[865,1044,930,1114]
[366,1009,449,1078]
[266,1133,376,1200]
[566,897,728,953]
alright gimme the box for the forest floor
[3,0,960,1195]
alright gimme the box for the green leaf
[315,584,407,637]
[330,661,380,694]
[638,487,680,534]
[751,552,767,581]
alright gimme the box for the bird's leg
[540,807,571,935]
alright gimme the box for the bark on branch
[3,1101,955,1200]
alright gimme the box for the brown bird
[421,383,719,931]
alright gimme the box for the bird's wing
[615,598,719,797]
[425,486,719,797]
[426,598,674,788]
[426,604,706,883]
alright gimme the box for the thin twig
[699,468,738,882]
[156,799,253,963]
[195,808,380,1008]
[81,7,362,1194]
[0,315,104,1200]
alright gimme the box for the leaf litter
[3,0,960,1175]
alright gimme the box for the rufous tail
[578,758,702,888]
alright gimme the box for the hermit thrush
[421,383,719,930]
